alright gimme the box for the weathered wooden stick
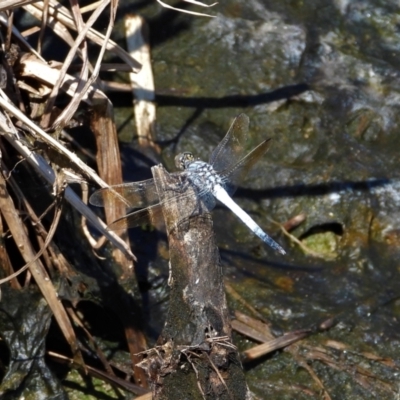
[139,165,250,400]
[124,15,158,149]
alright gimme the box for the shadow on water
[109,82,311,152]
[220,247,326,273]
[235,178,391,200]
[155,83,310,108]
[109,83,309,111]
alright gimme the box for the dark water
[109,0,400,398]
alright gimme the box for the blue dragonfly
[90,114,285,255]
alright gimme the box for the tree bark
[139,165,250,400]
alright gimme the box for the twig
[0,170,84,366]
[0,107,136,260]
[0,0,40,12]
[36,0,49,53]
[51,0,113,129]
[184,351,206,399]
[41,0,110,128]
[289,347,332,400]
[268,217,334,259]
[4,9,13,50]
[25,1,141,71]
[204,352,234,400]
[48,351,150,395]
[0,88,108,189]
[125,15,159,150]
[0,168,86,285]
[0,191,59,284]
[225,282,265,320]
[156,0,217,17]
[242,330,309,362]
[0,12,45,60]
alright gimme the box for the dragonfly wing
[107,203,165,230]
[106,181,213,231]
[90,178,160,209]
[209,114,250,173]
[220,138,272,195]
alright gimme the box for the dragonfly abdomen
[212,185,286,255]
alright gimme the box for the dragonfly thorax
[175,152,224,193]
[185,160,224,193]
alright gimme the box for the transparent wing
[106,188,214,231]
[220,138,272,195]
[209,113,250,173]
[90,178,161,210]
[91,172,211,231]
[107,203,165,230]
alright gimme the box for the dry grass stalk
[242,330,309,361]
[269,216,337,259]
[0,0,40,12]
[0,167,69,285]
[0,13,45,60]
[17,4,141,246]
[0,0,220,396]
[0,171,85,365]
[156,0,217,17]
[125,15,158,150]
[24,1,141,71]
[19,55,106,103]
[232,310,275,342]
[225,282,266,320]
[0,107,135,258]
[36,0,48,54]
[0,204,20,291]
[39,0,111,129]
[0,0,152,392]
[48,351,151,395]
[296,342,399,396]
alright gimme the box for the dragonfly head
[175,152,195,170]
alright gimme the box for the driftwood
[138,165,250,400]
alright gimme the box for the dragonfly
[90,114,286,255]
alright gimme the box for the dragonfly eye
[175,152,194,170]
